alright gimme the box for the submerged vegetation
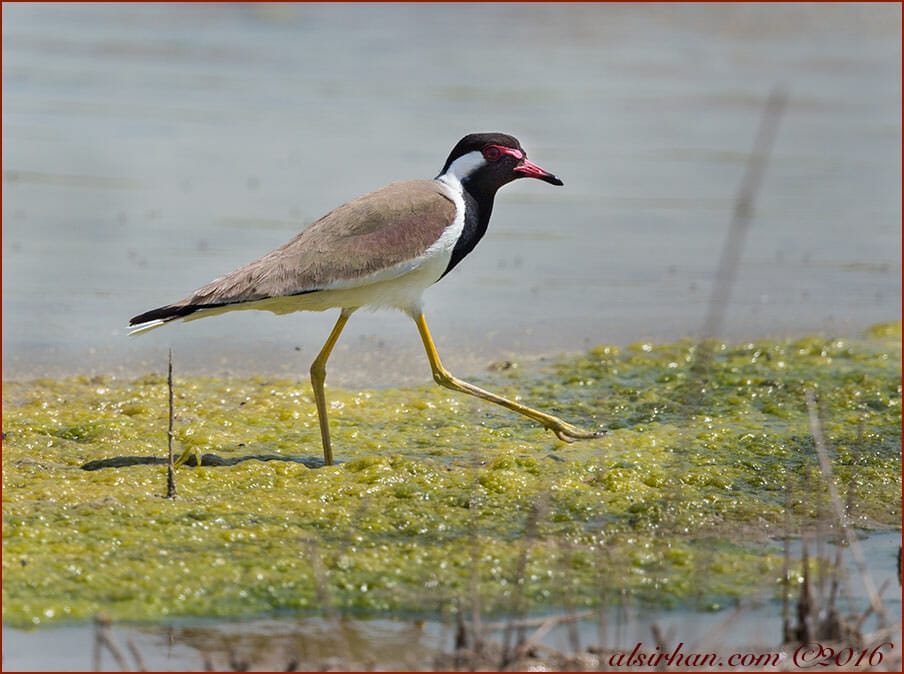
[2,322,900,628]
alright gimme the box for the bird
[130,132,604,465]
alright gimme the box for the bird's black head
[437,133,564,193]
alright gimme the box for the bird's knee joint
[310,360,326,380]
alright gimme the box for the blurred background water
[3,2,901,384]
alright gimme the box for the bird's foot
[547,421,607,443]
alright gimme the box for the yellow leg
[413,313,604,442]
[310,309,353,466]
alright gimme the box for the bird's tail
[128,303,200,335]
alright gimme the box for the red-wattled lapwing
[130,133,604,465]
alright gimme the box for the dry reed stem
[699,85,788,345]
[805,389,888,625]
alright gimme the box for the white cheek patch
[441,150,486,186]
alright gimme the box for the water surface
[3,3,900,386]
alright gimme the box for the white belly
[184,246,451,323]
[270,251,450,314]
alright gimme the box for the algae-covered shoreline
[2,323,900,629]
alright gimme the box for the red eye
[483,145,502,162]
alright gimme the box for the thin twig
[699,85,788,345]
[797,536,813,643]
[517,611,594,654]
[650,623,675,673]
[126,638,148,672]
[502,498,545,665]
[855,579,891,632]
[468,484,484,655]
[781,484,793,643]
[482,610,594,632]
[559,539,581,655]
[93,614,130,671]
[306,539,337,621]
[805,389,888,624]
[166,348,176,499]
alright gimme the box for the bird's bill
[513,159,564,186]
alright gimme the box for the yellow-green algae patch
[2,323,900,627]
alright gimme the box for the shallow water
[3,532,900,671]
[2,3,901,385]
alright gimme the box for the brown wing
[130,180,455,325]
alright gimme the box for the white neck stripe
[438,150,485,189]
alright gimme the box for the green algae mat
[3,323,901,627]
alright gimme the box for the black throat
[440,178,497,279]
